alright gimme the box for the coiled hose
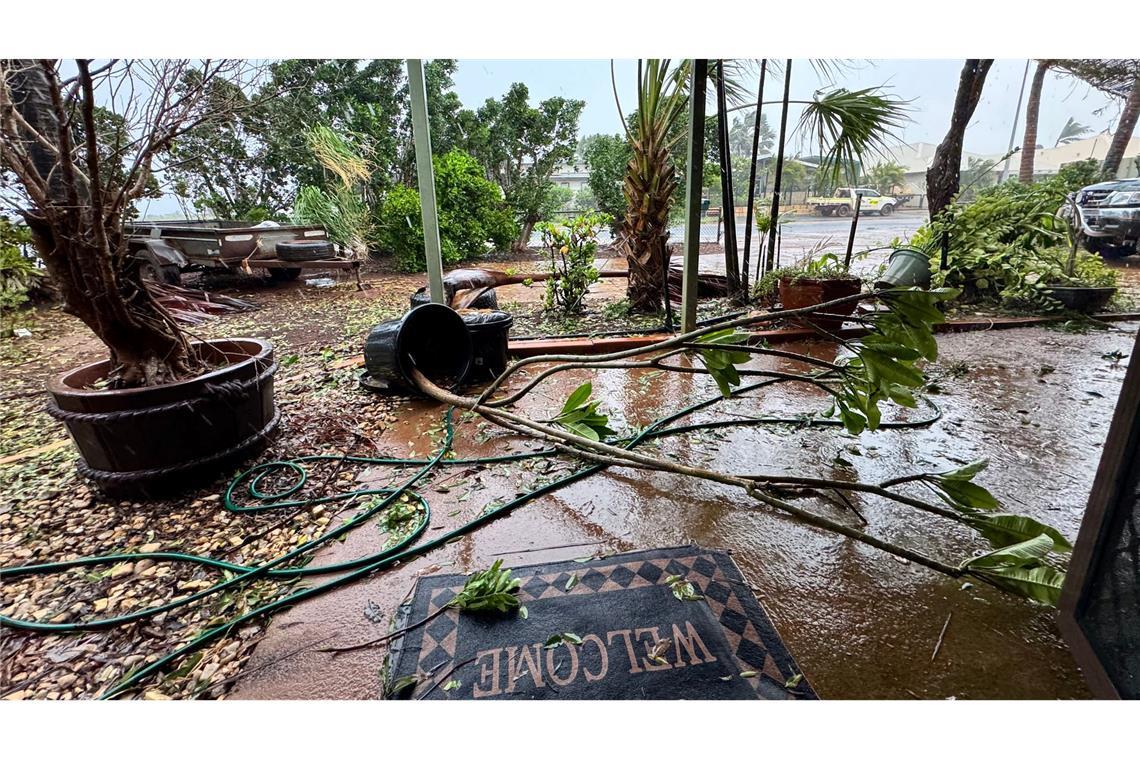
[0,379,940,699]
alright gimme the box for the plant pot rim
[1043,285,1117,293]
[778,275,861,285]
[46,337,273,400]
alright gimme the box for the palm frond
[796,86,912,188]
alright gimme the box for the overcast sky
[454,59,1124,155]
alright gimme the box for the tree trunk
[1018,60,1050,183]
[927,60,994,221]
[621,147,677,313]
[765,60,793,273]
[715,61,741,300]
[513,219,536,252]
[1102,75,1140,177]
[4,59,191,387]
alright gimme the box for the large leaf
[938,459,989,481]
[561,382,593,415]
[964,513,1073,552]
[970,564,1066,607]
[934,478,1000,512]
[963,534,1054,570]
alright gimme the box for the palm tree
[614,59,910,310]
[1054,116,1093,146]
[1018,59,1053,183]
[613,60,691,312]
[1103,76,1140,176]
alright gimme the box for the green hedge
[376,150,517,272]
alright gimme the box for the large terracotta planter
[45,338,278,495]
[778,276,862,331]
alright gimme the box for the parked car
[1065,178,1140,259]
[806,187,900,217]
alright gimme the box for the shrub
[537,212,610,314]
[1,218,41,333]
[376,150,518,272]
[913,175,1115,310]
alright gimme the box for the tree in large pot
[0,59,279,493]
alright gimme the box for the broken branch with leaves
[416,288,1070,606]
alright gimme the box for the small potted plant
[1,59,279,494]
[763,252,863,330]
[1040,197,1118,313]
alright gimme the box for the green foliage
[1055,158,1105,188]
[537,212,608,314]
[960,534,1066,606]
[862,161,906,194]
[824,288,958,435]
[166,74,294,220]
[915,176,1117,310]
[375,150,517,272]
[692,328,754,398]
[293,126,375,255]
[582,133,632,228]
[1,219,39,318]
[457,82,585,244]
[549,382,617,442]
[446,559,521,613]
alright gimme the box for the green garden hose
[0,380,940,699]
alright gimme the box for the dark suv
[1070,178,1140,258]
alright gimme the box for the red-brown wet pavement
[231,314,1139,700]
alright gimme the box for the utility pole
[681,60,708,333]
[407,59,445,304]
[999,59,1031,184]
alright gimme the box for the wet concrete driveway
[233,320,1139,700]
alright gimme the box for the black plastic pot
[45,338,278,496]
[364,304,473,394]
[1044,286,1116,313]
[461,310,514,382]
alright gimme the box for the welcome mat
[387,545,816,700]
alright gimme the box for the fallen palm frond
[146,282,256,325]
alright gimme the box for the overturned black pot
[45,338,278,496]
[363,304,473,394]
[1044,286,1116,314]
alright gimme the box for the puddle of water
[235,322,1138,700]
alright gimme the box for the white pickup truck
[805,187,899,217]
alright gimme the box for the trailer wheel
[836,205,851,217]
[140,261,181,285]
[269,267,303,281]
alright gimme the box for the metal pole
[681,60,708,334]
[844,192,863,268]
[407,59,445,304]
[998,59,1031,184]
